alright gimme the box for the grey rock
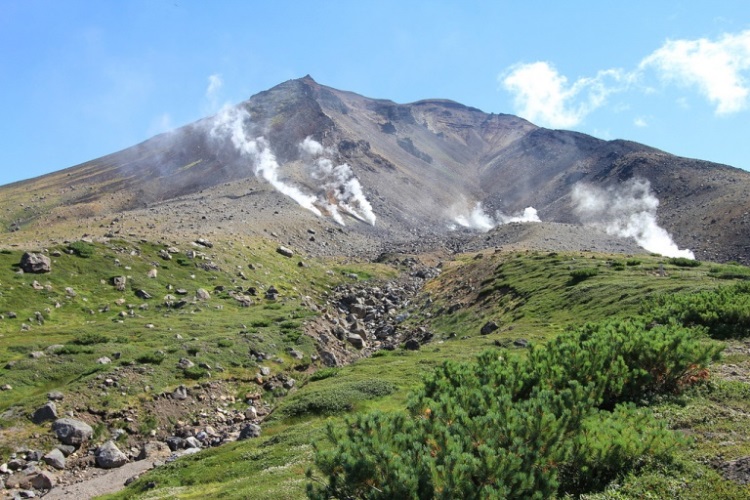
[55,444,75,457]
[404,339,421,351]
[276,246,294,258]
[480,321,499,335]
[112,276,127,291]
[31,402,57,424]
[52,418,93,446]
[43,449,66,470]
[185,436,201,449]
[196,288,211,301]
[95,440,128,469]
[135,289,152,299]
[97,356,112,365]
[347,333,366,349]
[177,358,195,370]
[165,436,186,451]
[20,253,52,274]
[137,441,171,460]
[172,385,189,400]
[238,423,262,440]
[29,470,55,490]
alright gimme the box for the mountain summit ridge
[2,76,749,263]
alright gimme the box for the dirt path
[42,459,158,500]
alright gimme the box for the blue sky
[1,0,749,186]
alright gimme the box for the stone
[55,444,75,457]
[480,321,499,335]
[166,436,186,451]
[185,436,201,449]
[95,440,128,469]
[276,246,294,258]
[29,470,55,490]
[20,253,52,274]
[172,385,189,400]
[137,441,171,460]
[31,402,58,424]
[196,288,211,301]
[178,358,195,369]
[404,339,421,351]
[43,448,66,470]
[347,333,366,349]
[136,289,152,300]
[112,276,127,291]
[97,357,112,365]
[52,418,93,446]
[238,423,261,440]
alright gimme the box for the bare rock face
[20,252,52,273]
[52,418,93,446]
[95,440,128,469]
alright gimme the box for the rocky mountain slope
[2,75,749,263]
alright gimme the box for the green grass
[4,247,750,499]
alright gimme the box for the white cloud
[500,62,627,128]
[634,117,648,127]
[640,30,750,115]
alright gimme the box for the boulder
[480,321,499,335]
[43,448,66,470]
[52,418,93,446]
[172,385,189,400]
[276,246,294,258]
[196,288,211,301]
[238,423,262,440]
[137,441,171,460]
[20,253,52,274]
[347,333,366,349]
[29,470,55,490]
[95,440,128,469]
[31,402,58,424]
[112,276,127,291]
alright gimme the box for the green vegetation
[307,319,719,498]
[2,246,749,499]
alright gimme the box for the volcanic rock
[31,402,57,424]
[19,253,51,274]
[95,440,128,469]
[52,418,93,446]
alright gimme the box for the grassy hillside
[88,250,750,499]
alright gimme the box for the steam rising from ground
[301,139,377,225]
[452,202,540,231]
[209,107,375,225]
[572,178,695,259]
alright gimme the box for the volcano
[2,75,749,263]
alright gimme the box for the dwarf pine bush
[308,318,721,499]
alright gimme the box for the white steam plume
[452,202,540,232]
[210,107,322,216]
[571,178,694,259]
[301,137,376,226]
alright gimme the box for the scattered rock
[196,288,211,301]
[276,246,294,258]
[136,289,152,300]
[404,339,421,350]
[20,252,52,273]
[347,333,366,349]
[480,321,499,335]
[47,390,64,401]
[172,385,189,400]
[112,276,127,291]
[238,423,262,440]
[178,358,195,370]
[52,418,93,446]
[97,356,112,365]
[31,402,58,424]
[95,440,129,469]
[43,448,66,470]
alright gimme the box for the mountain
[2,75,749,263]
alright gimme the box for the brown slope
[1,75,749,263]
